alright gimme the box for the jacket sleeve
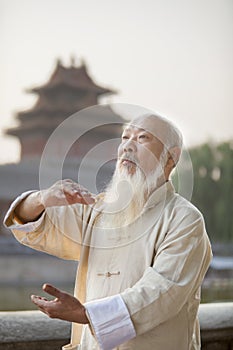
[3,191,87,260]
[120,205,212,335]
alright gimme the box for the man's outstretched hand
[31,284,89,324]
[41,179,96,207]
[14,179,96,223]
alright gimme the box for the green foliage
[188,141,233,243]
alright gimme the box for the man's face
[117,122,165,176]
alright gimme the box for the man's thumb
[42,283,62,298]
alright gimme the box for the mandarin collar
[144,180,175,209]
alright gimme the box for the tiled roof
[29,61,116,95]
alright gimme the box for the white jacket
[4,181,212,350]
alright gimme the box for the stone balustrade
[0,303,232,349]
[199,303,233,349]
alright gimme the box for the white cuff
[3,190,45,231]
[84,294,136,350]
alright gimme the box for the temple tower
[6,59,122,161]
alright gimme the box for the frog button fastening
[97,271,120,277]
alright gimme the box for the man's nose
[123,139,137,153]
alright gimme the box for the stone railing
[0,310,70,350]
[0,303,233,349]
[199,303,233,349]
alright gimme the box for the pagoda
[0,59,126,239]
[6,59,123,161]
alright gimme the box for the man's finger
[65,192,96,205]
[42,283,62,298]
[31,294,48,307]
[78,194,96,205]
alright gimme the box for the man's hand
[14,179,95,223]
[31,284,89,324]
[41,179,96,207]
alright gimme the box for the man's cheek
[117,145,123,158]
[141,158,157,175]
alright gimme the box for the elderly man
[4,113,212,350]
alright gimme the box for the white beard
[98,153,166,230]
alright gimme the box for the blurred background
[0,0,233,310]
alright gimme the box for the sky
[0,0,233,164]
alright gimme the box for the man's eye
[122,136,129,140]
[139,134,148,140]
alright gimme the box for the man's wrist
[14,191,45,223]
[34,191,45,212]
[72,305,89,324]
[81,306,90,324]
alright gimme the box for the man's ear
[167,147,182,169]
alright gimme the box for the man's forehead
[124,115,162,136]
[123,125,148,133]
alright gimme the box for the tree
[187,141,233,243]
